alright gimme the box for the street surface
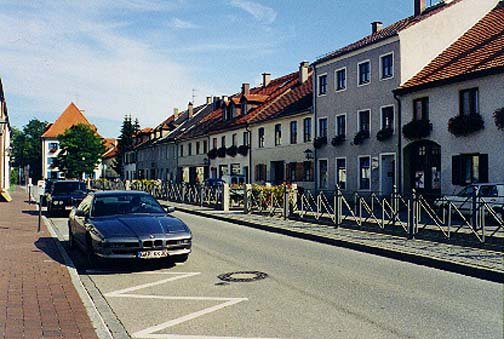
[48,211,503,339]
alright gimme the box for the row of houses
[0,78,12,201]
[123,0,504,196]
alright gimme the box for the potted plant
[217,147,226,158]
[376,127,393,141]
[237,145,249,156]
[313,136,327,149]
[226,145,238,157]
[494,107,504,130]
[207,148,218,159]
[353,130,369,145]
[331,134,345,146]
[402,119,433,140]
[448,113,484,137]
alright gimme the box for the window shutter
[296,162,304,181]
[452,155,462,186]
[479,154,489,183]
[285,163,291,182]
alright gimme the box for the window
[303,161,313,181]
[318,74,327,96]
[212,138,218,149]
[380,53,394,79]
[232,133,237,146]
[381,106,394,130]
[358,110,370,132]
[290,121,297,144]
[221,136,226,148]
[243,131,249,146]
[336,114,346,137]
[203,140,208,154]
[336,158,347,190]
[49,143,58,152]
[460,88,479,115]
[287,162,297,182]
[219,165,229,178]
[275,124,282,146]
[255,164,267,181]
[413,97,429,121]
[188,143,192,156]
[258,127,265,148]
[179,145,184,157]
[318,118,328,138]
[359,156,371,190]
[358,61,371,85]
[318,159,328,189]
[303,118,312,142]
[335,67,346,91]
[452,154,488,185]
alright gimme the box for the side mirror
[75,209,87,218]
[165,206,175,213]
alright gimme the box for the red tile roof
[42,102,100,138]
[314,0,462,65]
[398,2,504,92]
[102,145,118,159]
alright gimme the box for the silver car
[68,191,192,263]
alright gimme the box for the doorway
[404,140,441,197]
[380,154,395,196]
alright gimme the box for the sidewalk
[0,188,98,339]
[160,200,504,283]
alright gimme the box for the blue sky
[1,0,417,137]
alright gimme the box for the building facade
[0,78,11,200]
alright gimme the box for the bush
[376,127,393,141]
[494,107,504,130]
[207,148,218,159]
[402,119,433,139]
[237,145,249,156]
[448,113,484,137]
[313,136,327,149]
[331,135,345,146]
[353,130,369,145]
[226,145,237,157]
[10,168,18,186]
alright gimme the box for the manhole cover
[217,271,268,283]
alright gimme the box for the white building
[0,78,11,201]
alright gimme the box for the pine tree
[115,115,140,177]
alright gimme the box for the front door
[271,161,285,185]
[380,154,395,196]
[406,141,441,197]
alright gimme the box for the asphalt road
[48,212,503,339]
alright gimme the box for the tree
[115,115,140,176]
[56,124,105,178]
[11,119,48,181]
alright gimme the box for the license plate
[137,250,169,259]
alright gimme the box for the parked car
[434,183,504,216]
[46,180,87,216]
[68,191,192,263]
[204,178,225,187]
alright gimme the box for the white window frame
[379,105,395,132]
[334,67,347,93]
[318,117,328,138]
[335,157,347,190]
[357,109,371,134]
[318,158,329,190]
[317,73,328,97]
[358,155,372,191]
[379,152,397,194]
[379,52,394,81]
[335,113,347,137]
[357,59,371,87]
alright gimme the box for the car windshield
[53,182,86,194]
[91,194,165,217]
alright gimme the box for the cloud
[229,0,277,24]
[167,18,199,29]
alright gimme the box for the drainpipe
[246,123,252,184]
[394,92,402,194]
[174,138,179,183]
[312,65,318,193]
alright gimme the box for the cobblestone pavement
[0,188,98,339]
[159,200,503,281]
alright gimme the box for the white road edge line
[105,272,201,296]
[43,216,113,339]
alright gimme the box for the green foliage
[448,113,484,137]
[115,115,140,176]
[11,119,48,180]
[57,124,105,178]
[493,107,504,130]
[402,119,433,140]
[10,168,17,186]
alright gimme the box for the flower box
[353,130,369,145]
[313,136,327,149]
[331,135,345,146]
[448,113,484,137]
[402,119,432,140]
[376,127,393,141]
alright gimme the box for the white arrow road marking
[102,271,278,339]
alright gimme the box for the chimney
[173,107,180,119]
[299,61,309,84]
[262,73,271,87]
[414,0,427,16]
[371,21,383,34]
[206,96,212,105]
[188,102,194,119]
[241,83,250,96]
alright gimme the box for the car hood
[90,215,190,238]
